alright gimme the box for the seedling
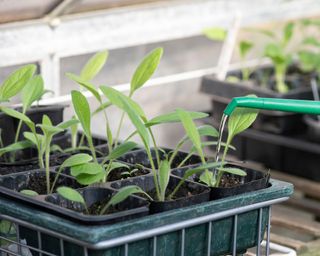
[70,90,140,185]
[259,22,295,93]
[0,64,36,150]
[66,51,113,152]
[57,185,151,215]
[101,86,224,201]
[14,75,47,144]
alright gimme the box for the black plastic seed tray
[0,169,149,224]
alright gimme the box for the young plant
[14,75,47,143]
[0,64,36,148]
[70,90,140,185]
[261,22,295,93]
[57,185,150,215]
[101,86,223,201]
[66,51,113,152]
[239,41,254,80]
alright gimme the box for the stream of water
[215,114,228,165]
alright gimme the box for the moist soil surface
[85,196,125,215]
[22,173,83,195]
[229,65,313,92]
[142,182,205,202]
[0,154,71,175]
[219,174,243,188]
[107,167,149,182]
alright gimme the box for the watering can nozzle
[224,97,320,116]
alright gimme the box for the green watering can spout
[224,97,320,116]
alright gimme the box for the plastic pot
[118,148,202,169]
[0,112,15,146]
[172,164,269,200]
[303,114,320,142]
[110,175,210,214]
[201,65,313,134]
[46,187,149,224]
[0,169,83,195]
[204,115,320,181]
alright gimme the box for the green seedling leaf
[177,109,203,158]
[200,170,216,187]
[100,185,151,214]
[22,75,44,111]
[203,27,227,41]
[239,41,253,59]
[226,76,240,83]
[107,162,130,171]
[71,91,91,138]
[302,37,320,48]
[146,111,208,127]
[0,64,36,101]
[283,22,294,46]
[80,51,108,81]
[57,187,85,205]
[264,43,286,64]
[159,160,170,201]
[61,153,93,169]
[92,101,112,116]
[100,86,146,118]
[197,125,219,137]
[37,124,64,136]
[70,162,104,176]
[118,97,149,147]
[0,140,33,156]
[20,190,39,197]
[57,118,79,130]
[106,141,137,161]
[298,51,320,72]
[51,144,63,153]
[23,132,43,145]
[217,167,247,176]
[228,96,259,141]
[184,162,223,179]
[1,107,35,131]
[66,73,101,101]
[105,161,130,178]
[130,48,163,94]
[76,172,105,185]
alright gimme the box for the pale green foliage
[80,51,108,81]
[0,64,36,102]
[203,27,227,41]
[130,48,163,94]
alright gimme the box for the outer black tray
[200,66,313,134]
[204,117,320,181]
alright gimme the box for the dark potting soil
[144,182,203,202]
[24,173,83,195]
[219,174,244,188]
[230,65,313,91]
[0,154,71,175]
[107,167,149,182]
[86,196,122,215]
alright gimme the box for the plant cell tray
[0,178,292,255]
